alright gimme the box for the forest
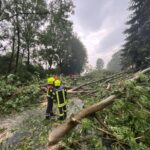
[0,0,150,150]
[0,0,87,77]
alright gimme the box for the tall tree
[122,0,150,70]
[21,0,48,66]
[107,51,122,72]
[96,58,104,70]
[38,0,75,73]
[0,0,87,77]
[0,0,48,73]
[50,0,74,71]
[61,35,87,75]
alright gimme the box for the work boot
[45,116,50,120]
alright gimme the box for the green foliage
[90,137,103,150]
[0,77,40,114]
[122,0,150,69]
[0,0,87,77]
[0,67,150,150]
[38,0,76,75]
[67,71,150,150]
[81,119,93,132]
[61,35,87,75]
[81,69,114,81]
[0,54,11,75]
[17,64,45,81]
[101,74,150,149]
[107,51,122,72]
[96,58,104,70]
[0,0,48,73]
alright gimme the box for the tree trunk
[27,42,30,65]
[8,28,16,73]
[48,59,53,68]
[14,1,20,73]
[21,48,25,64]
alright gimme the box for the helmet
[47,77,55,85]
[54,79,61,86]
[54,75,59,80]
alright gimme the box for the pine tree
[122,0,150,70]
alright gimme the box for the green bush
[0,77,40,114]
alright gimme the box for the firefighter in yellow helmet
[46,77,55,119]
[53,79,67,120]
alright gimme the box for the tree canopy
[96,58,104,70]
[121,0,150,70]
[107,51,122,72]
[0,0,87,77]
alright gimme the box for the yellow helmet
[47,77,55,85]
[54,79,61,86]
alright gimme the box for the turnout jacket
[53,86,67,107]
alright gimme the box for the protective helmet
[47,77,55,85]
[54,75,59,80]
[54,79,61,86]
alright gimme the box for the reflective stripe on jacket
[55,87,67,107]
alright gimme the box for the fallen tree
[48,95,116,150]
[47,67,150,150]
[72,71,128,91]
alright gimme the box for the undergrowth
[0,74,41,115]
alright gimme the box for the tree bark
[14,0,20,73]
[27,41,30,65]
[130,67,150,81]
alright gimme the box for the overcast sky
[71,0,130,67]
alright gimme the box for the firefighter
[54,79,67,120]
[46,77,55,119]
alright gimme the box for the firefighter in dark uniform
[46,77,55,119]
[53,79,67,120]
